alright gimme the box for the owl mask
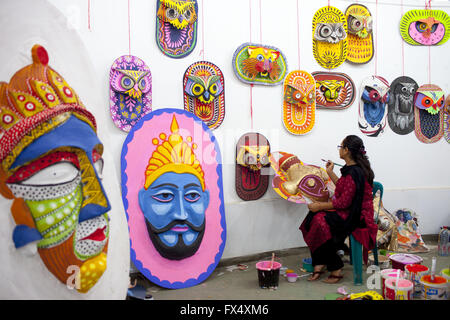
[0,45,110,294]
[156,0,198,58]
[109,55,152,132]
[312,6,348,69]
[312,71,356,110]
[270,152,330,204]
[400,9,450,46]
[345,4,374,64]
[414,84,445,143]
[232,43,287,86]
[183,61,225,130]
[235,133,270,201]
[444,95,450,143]
[358,76,390,137]
[283,70,315,135]
[387,76,418,135]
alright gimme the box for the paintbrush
[321,159,344,167]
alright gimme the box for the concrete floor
[130,238,449,300]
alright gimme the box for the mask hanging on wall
[312,6,348,69]
[283,71,316,135]
[400,9,450,46]
[444,95,450,143]
[414,84,445,143]
[387,76,418,135]
[0,45,110,294]
[121,108,226,289]
[183,61,225,130]
[312,71,356,110]
[156,0,198,58]
[109,55,152,132]
[269,152,331,204]
[358,75,390,137]
[235,133,270,201]
[232,43,287,86]
[345,3,374,64]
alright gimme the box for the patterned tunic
[300,174,377,253]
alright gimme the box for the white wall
[45,0,450,259]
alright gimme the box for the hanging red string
[249,0,253,130]
[375,0,378,76]
[401,0,405,76]
[128,0,131,55]
[427,0,431,83]
[259,0,263,43]
[296,0,301,69]
[88,0,91,31]
[200,0,205,60]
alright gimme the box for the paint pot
[385,278,413,300]
[286,272,298,283]
[256,261,282,289]
[380,269,405,298]
[302,257,313,272]
[389,253,423,270]
[368,254,390,269]
[420,274,448,300]
[405,264,429,298]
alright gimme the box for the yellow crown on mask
[144,114,205,190]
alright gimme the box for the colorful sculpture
[312,71,356,110]
[183,61,225,130]
[109,55,152,132]
[156,0,198,58]
[400,9,450,46]
[232,43,287,86]
[312,6,348,69]
[414,84,445,143]
[0,45,110,293]
[345,3,374,64]
[121,108,226,288]
[387,76,418,135]
[283,70,316,135]
[358,76,390,137]
[269,152,331,204]
[235,133,270,201]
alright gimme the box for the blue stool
[349,181,384,285]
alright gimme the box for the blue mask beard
[145,218,205,260]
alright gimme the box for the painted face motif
[358,76,390,137]
[345,4,374,64]
[139,172,209,260]
[312,6,348,69]
[0,45,110,294]
[283,71,315,135]
[110,55,152,132]
[156,0,198,58]
[312,72,356,110]
[232,43,287,86]
[413,84,445,143]
[400,9,450,46]
[183,61,225,130]
[235,133,270,201]
[387,76,418,135]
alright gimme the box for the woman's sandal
[323,274,344,284]
[307,271,325,281]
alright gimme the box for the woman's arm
[308,200,334,212]
[325,160,339,185]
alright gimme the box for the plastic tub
[256,261,282,288]
[389,254,423,270]
[385,278,413,300]
[405,264,429,298]
[286,272,298,283]
[302,257,313,272]
[380,269,405,298]
[420,275,448,300]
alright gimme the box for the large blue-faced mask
[138,172,210,260]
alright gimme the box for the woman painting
[300,135,378,283]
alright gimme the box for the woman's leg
[308,245,327,281]
[320,240,344,283]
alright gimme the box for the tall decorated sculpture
[121,108,226,289]
[414,84,445,143]
[0,45,110,294]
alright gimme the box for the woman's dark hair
[342,135,374,185]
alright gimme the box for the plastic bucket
[405,264,429,298]
[380,269,404,298]
[420,275,448,300]
[389,254,423,270]
[302,257,313,272]
[256,261,282,288]
[385,278,413,300]
[286,272,298,283]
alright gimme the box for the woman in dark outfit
[300,135,378,284]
